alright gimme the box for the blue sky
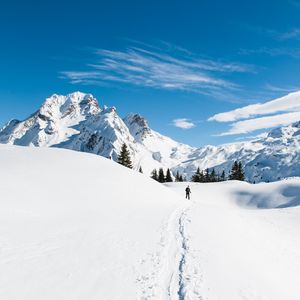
[1,0,300,146]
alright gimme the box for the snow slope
[1,145,300,299]
[167,181,300,299]
[0,144,183,300]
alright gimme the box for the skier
[185,185,191,200]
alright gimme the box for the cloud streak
[242,24,300,41]
[172,118,195,129]
[239,47,300,58]
[61,44,251,96]
[209,90,300,136]
[218,111,300,136]
[209,91,300,122]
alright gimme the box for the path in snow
[176,207,203,300]
[136,198,204,300]
[1,145,300,300]
[164,181,300,300]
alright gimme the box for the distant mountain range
[1,91,300,182]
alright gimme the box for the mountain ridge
[1,91,300,182]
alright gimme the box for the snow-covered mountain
[0,92,194,176]
[178,121,300,183]
[1,91,300,182]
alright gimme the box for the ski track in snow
[176,206,203,300]
[136,200,203,300]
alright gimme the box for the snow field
[0,145,300,299]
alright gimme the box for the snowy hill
[1,91,300,182]
[0,145,300,299]
[0,144,182,299]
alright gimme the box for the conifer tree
[151,169,158,181]
[229,161,238,180]
[199,170,205,182]
[192,167,201,182]
[220,170,226,181]
[175,171,180,182]
[238,162,245,181]
[205,168,210,182]
[158,168,165,183]
[210,168,216,182]
[165,168,173,182]
[139,166,143,173]
[229,161,245,181]
[117,143,133,168]
[178,174,184,182]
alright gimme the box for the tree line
[191,161,245,182]
[117,143,245,182]
[150,168,186,183]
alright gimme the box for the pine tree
[175,171,180,182]
[229,161,238,180]
[229,161,245,181]
[238,162,245,181]
[165,168,173,182]
[220,170,226,181]
[178,175,184,182]
[199,170,205,182]
[139,166,143,173]
[205,168,210,182]
[210,168,216,182]
[117,143,133,168]
[192,167,201,182]
[158,168,165,183]
[151,169,158,181]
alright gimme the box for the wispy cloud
[241,23,300,41]
[239,47,300,58]
[209,90,300,122]
[278,28,300,40]
[172,118,195,129]
[264,83,300,93]
[61,43,252,97]
[209,90,300,135]
[218,111,300,136]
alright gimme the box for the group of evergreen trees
[117,143,245,182]
[174,171,185,182]
[191,167,226,182]
[191,161,245,182]
[228,161,245,181]
[151,168,173,183]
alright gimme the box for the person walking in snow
[185,185,191,200]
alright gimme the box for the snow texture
[0,145,300,299]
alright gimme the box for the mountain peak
[2,91,300,182]
[123,113,151,141]
[38,92,100,122]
